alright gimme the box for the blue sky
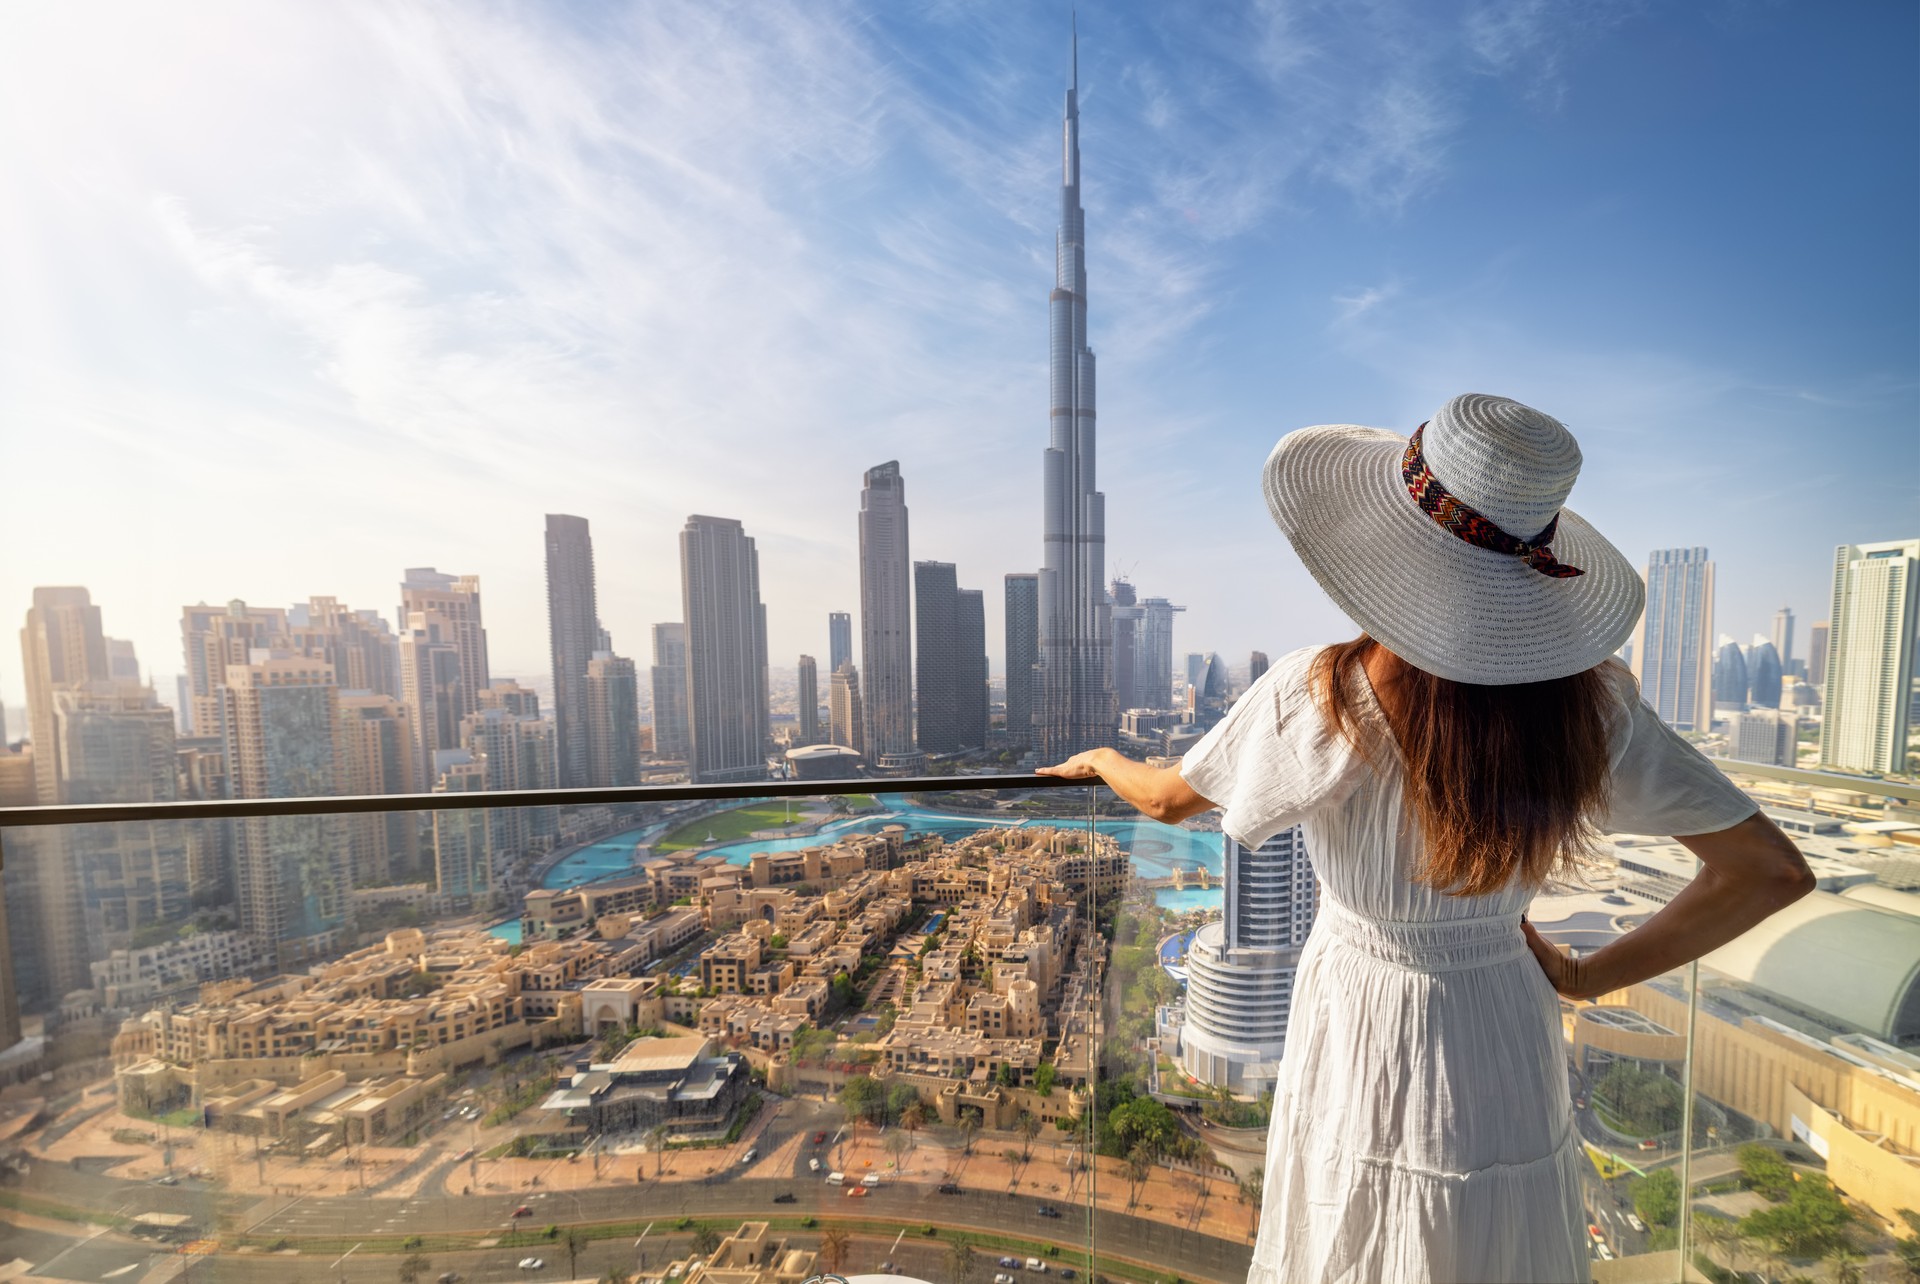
[1,0,1913,708]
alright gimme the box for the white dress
[1179,647,1757,1284]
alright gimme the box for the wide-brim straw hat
[1264,392,1643,685]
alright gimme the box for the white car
[1027,1259,1047,1272]
[1624,1213,1647,1233]
[995,1276,1015,1284]
[809,1157,821,1173]
[517,1259,544,1271]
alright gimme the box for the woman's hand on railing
[1036,752,1106,780]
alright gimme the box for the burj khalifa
[1035,27,1114,759]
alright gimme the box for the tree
[691,1225,722,1258]
[1237,1171,1265,1239]
[1594,1062,1684,1134]
[1825,1244,1864,1284]
[959,1109,980,1156]
[885,1079,919,1127]
[1108,1097,1180,1161]
[840,1075,883,1124]
[1017,1111,1041,1163]
[1632,1168,1680,1230]
[1735,1143,1794,1200]
[601,1271,632,1284]
[1002,1146,1024,1187]
[819,1227,849,1271]
[885,1128,911,1171]
[901,1101,927,1148]
[1125,1144,1153,1209]
[1740,1173,1855,1257]
[398,1253,432,1284]
[945,1233,978,1283]
[649,1123,671,1177]
[1692,1214,1733,1274]
[1034,1061,1057,1097]
[564,1228,589,1279]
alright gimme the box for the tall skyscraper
[585,652,641,787]
[649,623,691,760]
[336,693,419,887]
[1035,34,1114,759]
[1004,574,1039,751]
[1109,579,1141,713]
[1180,826,1319,1093]
[957,588,988,751]
[1808,621,1831,689]
[1137,598,1184,711]
[829,663,864,756]
[1629,547,1715,732]
[1771,606,1795,672]
[18,587,110,998]
[180,600,287,735]
[1820,539,1919,775]
[1712,636,1749,709]
[221,653,350,971]
[544,514,599,788]
[432,758,492,909]
[400,569,490,716]
[294,597,401,698]
[914,562,961,753]
[859,463,914,764]
[828,612,853,676]
[680,515,770,784]
[796,655,820,747]
[1249,651,1271,685]
[1745,635,1784,709]
[399,611,464,775]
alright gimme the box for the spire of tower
[1071,10,1078,93]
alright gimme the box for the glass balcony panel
[0,781,1126,1282]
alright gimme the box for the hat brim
[1264,423,1643,685]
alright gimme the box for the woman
[1040,394,1814,1283]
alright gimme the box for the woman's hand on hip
[1522,917,1599,1001]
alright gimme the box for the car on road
[861,1173,880,1187]
[1027,1258,1047,1272]
[741,1147,758,1165]
[999,1257,1020,1269]
[845,1186,869,1197]
[995,1275,1015,1284]
[1059,1271,1077,1280]
[813,1131,827,1144]
[453,1148,474,1162]
[772,1192,797,1204]
[937,1183,961,1194]
[153,1175,179,1186]
[1625,1213,1647,1233]
[1637,1139,1659,1150]
[512,1205,533,1218]
[517,1258,544,1271]
[880,1262,895,1273]
[1588,1224,1603,1242]
[809,1158,822,1173]
[436,1273,462,1284]
[1037,1204,1061,1218]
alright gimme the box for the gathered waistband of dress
[1314,898,1531,974]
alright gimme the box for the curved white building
[1179,827,1318,1093]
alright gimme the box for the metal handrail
[0,773,1089,829]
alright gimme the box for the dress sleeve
[1178,647,1359,849]
[1601,668,1759,837]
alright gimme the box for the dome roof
[1703,891,1920,1041]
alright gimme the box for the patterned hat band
[1401,424,1584,579]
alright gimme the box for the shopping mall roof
[1702,890,1920,1041]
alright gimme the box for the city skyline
[3,3,1913,711]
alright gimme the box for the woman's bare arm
[1523,811,1815,1001]
[1036,747,1216,824]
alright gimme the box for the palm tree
[1825,1244,1865,1284]
[1237,1171,1265,1239]
[691,1225,721,1259]
[901,1101,927,1150]
[1126,1145,1153,1209]
[958,1109,980,1157]
[945,1234,978,1283]
[649,1123,671,1177]
[1017,1111,1041,1163]
[397,1253,431,1284]
[1693,1213,1733,1271]
[885,1128,910,1172]
[819,1227,850,1271]
[1003,1146,1024,1188]
[564,1228,589,1280]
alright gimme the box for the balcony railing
[1,765,1915,1283]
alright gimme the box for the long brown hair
[1311,635,1616,897]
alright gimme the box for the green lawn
[656,802,815,852]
